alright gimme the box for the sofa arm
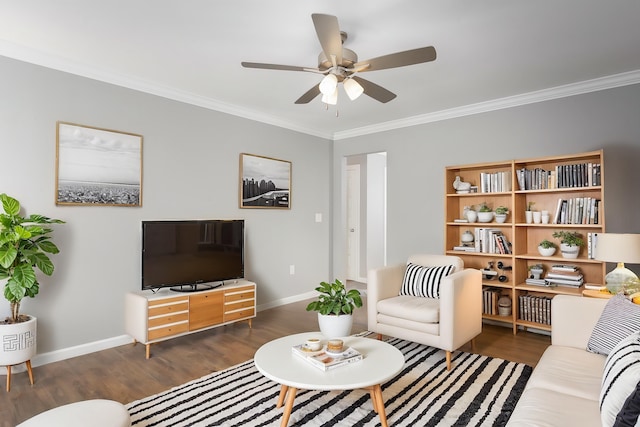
[551,295,608,349]
[367,263,406,330]
[439,268,483,350]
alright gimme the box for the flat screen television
[141,219,244,292]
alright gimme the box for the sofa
[508,294,640,427]
[367,254,482,370]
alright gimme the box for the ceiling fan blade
[353,46,436,72]
[352,76,397,103]
[241,62,319,73]
[311,14,342,66]
[294,85,321,104]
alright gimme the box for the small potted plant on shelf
[0,193,64,380]
[525,201,536,224]
[552,231,584,259]
[477,203,494,223]
[306,279,362,338]
[537,239,557,256]
[494,206,509,223]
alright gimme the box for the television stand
[170,282,222,293]
[125,280,256,358]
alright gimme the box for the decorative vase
[560,243,580,259]
[525,211,533,224]
[533,211,542,224]
[0,316,37,366]
[466,210,478,223]
[538,246,556,256]
[477,212,494,223]
[495,213,507,223]
[318,313,353,338]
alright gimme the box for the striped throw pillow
[600,331,640,427]
[587,294,640,356]
[399,263,455,298]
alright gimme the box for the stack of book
[545,264,584,288]
[518,294,553,325]
[291,343,363,371]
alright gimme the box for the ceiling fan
[241,13,437,105]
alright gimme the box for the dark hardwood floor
[1,296,550,426]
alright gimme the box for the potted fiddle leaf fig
[0,193,64,371]
[306,279,362,338]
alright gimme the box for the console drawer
[148,322,189,340]
[224,307,255,322]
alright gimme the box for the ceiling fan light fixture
[319,73,338,95]
[321,87,338,105]
[343,78,364,100]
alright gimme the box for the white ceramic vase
[0,316,37,366]
[495,213,507,223]
[560,243,580,259]
[318,313,353,338]
[477,212,494,223]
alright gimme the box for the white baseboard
[0,291,318,373]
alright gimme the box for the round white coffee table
[254,333,404,427]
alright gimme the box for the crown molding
[2,40,639,142]
[332,70,640,140]
[0,40,333,140]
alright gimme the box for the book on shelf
[291,344,363,371]
[545,278,584,287]
[546,271,584,280]
[584,283,607,291]
[518,294,553,325]
[525,278,547,286]
[452,246,477,252]
[551,264,578,272]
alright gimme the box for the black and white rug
[127,338,532,426]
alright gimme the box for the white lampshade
[594,233,640,293]
[343,78,364,100]
[321,87,338,105]
[319,74,338,95]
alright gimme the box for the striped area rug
[127,338,532,426]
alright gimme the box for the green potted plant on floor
[306,279,362,338]
[552,231,584,259]
[0,193,64,375]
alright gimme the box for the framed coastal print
[239,153,291,209]
[55,122,143,206]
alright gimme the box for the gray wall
[2,52,640,359]
[332,84,640,277]
[0,56,332,355]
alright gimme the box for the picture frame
[55,122,143,207]
[239,153,291,209]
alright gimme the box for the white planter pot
[0,316,37,366]
[318,313,353,339]
[477,212,494,223]
[495,214,507,223]
[538,246,556,257]
[560,243,580,259]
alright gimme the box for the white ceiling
[2,1,640,140]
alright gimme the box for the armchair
[367,254,482,370]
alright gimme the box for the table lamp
[594,233,640,294]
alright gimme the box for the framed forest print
[56,122,143,206]
[239,153,291,209]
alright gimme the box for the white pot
[0,316,37,366]
[495,213,507,223]
[560,243,580,259]
[538,246,556,256]
[318,313,353,339]
[477,212,494,223]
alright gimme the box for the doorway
[345,152,387,283]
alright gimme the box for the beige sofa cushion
[377,295,439,323]
[525,345,605,401]
[508,387,602,427]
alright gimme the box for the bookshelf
[445,150,605,334]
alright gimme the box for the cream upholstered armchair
[367,254,482,370]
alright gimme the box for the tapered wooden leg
[367,388,379,413]
[5,366,10,392]
[276,385,289,408]
[146,344,151,359]
[372,384,389,427]
[446,350,452,371]
[25,360,34,386]
[376,333,382,340]
[280,386,297,427]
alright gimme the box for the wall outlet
[315,213,322,223]
[289,265,295,275]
